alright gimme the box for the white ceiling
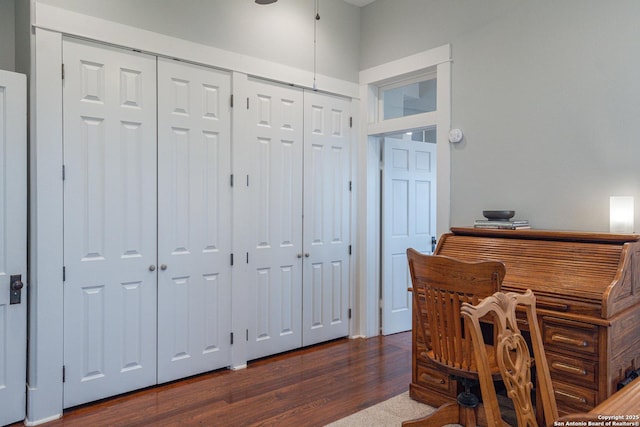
[343,0,376,7]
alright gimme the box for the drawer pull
[551,361,587,376]
[420,373,445,385]
[551,334,588,347]
[555,390,587,404]
[537,301,570,311]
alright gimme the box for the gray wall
[13,0,640,231]
[0,0,16,71]
[362,0,640,232]
[36,0,361,83]
[14,0,31,76]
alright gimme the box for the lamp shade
[610,196,634,233]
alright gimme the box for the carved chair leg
[475,403,512,427]
[401,401,460,427]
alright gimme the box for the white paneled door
[61,37,350,405]
[0,70,27,426]
[302,92,351,346]
[62,38,158,408]
[157,58,232,383]
[243,82,352,359]
[245,79,304,360]
[381,137,436,335]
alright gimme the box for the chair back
[461,290,559,427]
[407,249,506,373]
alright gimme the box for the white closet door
[0,70,26,426]
[302,92,351,346]
[157,58,232,383]
[62,38,158,408]
[381,137,436,335]
[245,79,304,360]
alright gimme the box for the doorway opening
[358,44,451,338]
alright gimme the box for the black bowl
[482,210,515,221]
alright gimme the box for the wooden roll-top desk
[411,227,640,416]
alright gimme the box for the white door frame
[357,45,452,338]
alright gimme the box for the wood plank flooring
[22,332,412,427]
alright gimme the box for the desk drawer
[542,317,598,356]
[547,351,597,388]
[553,379,597,413]
[416,362,455,395]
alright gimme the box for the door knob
[11,279,23,291]
[297,254,302,258]
[304,253,310,258]
[149,265,156,271]
[160,264,167,271]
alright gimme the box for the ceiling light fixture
[255,0,277,4]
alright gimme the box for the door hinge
[230,332,234,345]
[349,116,353,128]
[63,266,66,281]
[348,308,352,319]
[230,94,234,108]
[62,365,66,383]
[61,63,65,81]
[230,174,234,187]
[230,253,234,266]
[246,329,249,341]
[349,181,352,192]
[246,252,249,264]
[349,245,352,255]
[247,97,250,109]
[62,165,66,180]
[246,175,250,187]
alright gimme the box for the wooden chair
[404,249,507,427]
[460,290,559,427]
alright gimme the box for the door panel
[381,137,436,335]
[302,92,351,346]
[157,58,232,383]
[246,79,303,360]
[0,70,27,426]
[62,38,157,407]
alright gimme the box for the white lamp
[610,196,634,233]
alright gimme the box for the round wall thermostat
[448,128,463,143]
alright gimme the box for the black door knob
[11,279,23,291]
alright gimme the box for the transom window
[379,72,437,121]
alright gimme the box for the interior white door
[62,38,158,407]
[245,79,304,360]
[157,58,232,383]
[381,137,436,335]
[302,92,351,346]
[0,70,27,426]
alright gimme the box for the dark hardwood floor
[21,332,412,427]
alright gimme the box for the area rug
[326,389,521,427]
[324,391,462,427]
